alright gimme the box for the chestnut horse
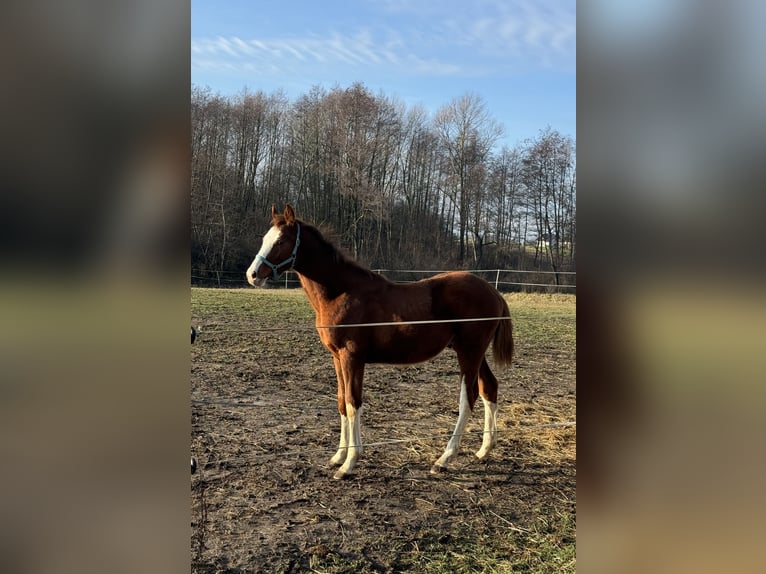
[246,205,514,479]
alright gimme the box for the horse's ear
[270,204,278,222]
[284,204,295,223]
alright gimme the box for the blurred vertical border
[0,1,190,572]
[579,1,766,572]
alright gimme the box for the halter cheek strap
[257,223,301,280]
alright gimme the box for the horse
[246,205,514,480]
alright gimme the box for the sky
[191,0,575,149]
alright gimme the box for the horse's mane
[278,216,383,282]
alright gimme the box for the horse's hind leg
[431,367,479,474]
[476,358,499,460]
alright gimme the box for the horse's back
[426,271,506,318]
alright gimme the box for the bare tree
[521,128,576,283]
[486,145,523,265]
[433,93,503,263]
[191,84,574,286]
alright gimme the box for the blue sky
[191,0,575,149]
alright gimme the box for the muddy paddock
[191,288,575,573]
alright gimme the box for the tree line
[191,82,575,288]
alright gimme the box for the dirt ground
[191,289,575,573]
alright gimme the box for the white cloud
[459,0,575,67]
[191,0,574,78]
[192,30,465,78]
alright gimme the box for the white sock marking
[434,376,470,470]
[476,397,498,459]
[330,414,349,465]
[335,403,363,478]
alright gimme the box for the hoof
[333,469,353,480]
[430,464,448,475]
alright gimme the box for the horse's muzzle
[246,266,268,287]
[247,273,268,288]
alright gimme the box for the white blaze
[246,226,282,286]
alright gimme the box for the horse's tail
[492,298,514,368]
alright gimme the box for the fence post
[495,269,500,290]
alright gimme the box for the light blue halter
[257,223,301,280]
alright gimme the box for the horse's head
[246,204,301,287]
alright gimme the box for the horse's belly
[366,327,451,364]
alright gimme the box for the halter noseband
[257,223,301,280]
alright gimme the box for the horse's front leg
[329,356,349,466]
[334,351,365,480]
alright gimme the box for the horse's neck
[298,261,366,301]
[298,274,336,310]
[294,231,361,304]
